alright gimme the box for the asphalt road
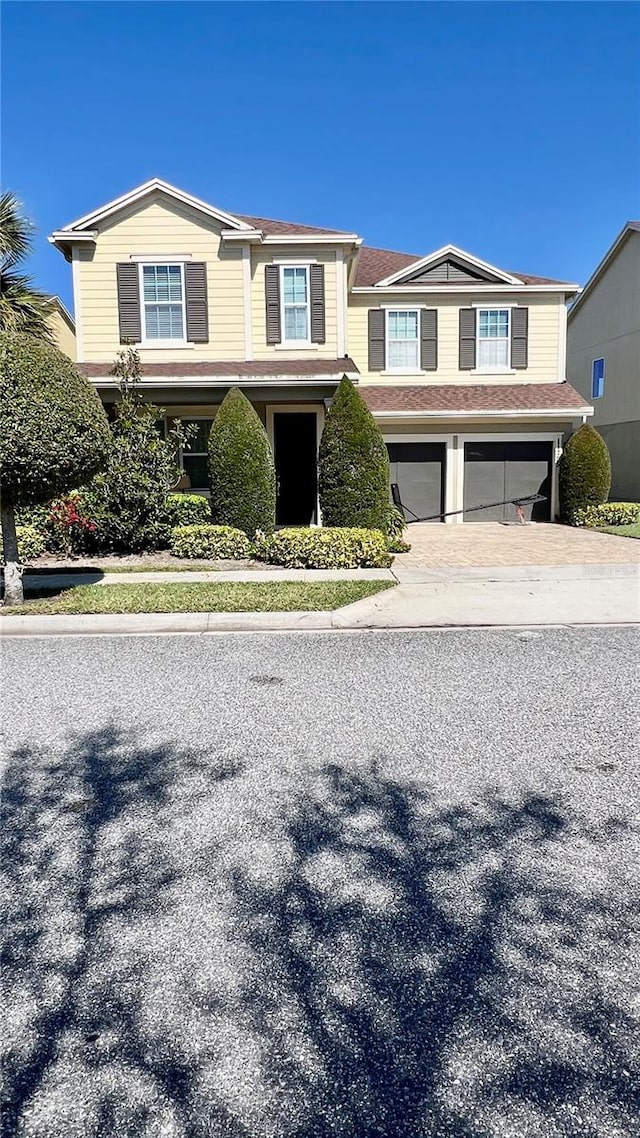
[2,627,639,1138]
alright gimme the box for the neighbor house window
[592,358,605,399]
[141,264,185,341]
[181,419,213,489]
[282,267,309,342]
[478,308,510,369]
[387,310,420,369]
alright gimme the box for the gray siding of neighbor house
[567,229,640,499]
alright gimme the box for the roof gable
[57,178,254,235]
[568,221,640,320]
[376,244,524,287]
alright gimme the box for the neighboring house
[46,296,76,360]
[49,179,591,524]
[567,222,640,500]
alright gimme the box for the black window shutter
[310,264,325,343]
[511,306,528,368]
[116,263,141,343]
[459,308,476,370]
[368,309,385,370]
[265,265,281,344]
[420,309,438,371]
[185,262,209,343]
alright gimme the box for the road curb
[0,610,336,637]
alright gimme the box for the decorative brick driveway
[400,523,640,568]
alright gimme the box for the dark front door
[387,442,446,522]
[463,441,552,521]
[273,412,318,525]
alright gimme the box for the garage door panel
[464,441,552,522]
[387,443,445,523]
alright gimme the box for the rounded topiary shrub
[166,493,211,528]
[0,333,110,507]
[559,425,611,524]
[319,376,390,531]
[208,388,276,536]
[170,524,252,560]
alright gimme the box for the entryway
[271,410,319,525]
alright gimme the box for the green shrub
[255,527,392,569]
[15,502,51,534]
[559,425,611,524]
[170,524,252,560]
[166,493,211,528]
[319,377,390,531]
[1,525,45,565]
[208,388,276,535]
[573,501,640,528]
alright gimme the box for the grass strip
[595,524,640,539]
[3,580,393,616]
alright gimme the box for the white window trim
[280,264,312,347]
[177,414,214,491]
[385,307,423,373]
[475,306,511,373]
[138,262,188,348]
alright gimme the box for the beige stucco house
[50,179,591,524]
[567,222,640,500]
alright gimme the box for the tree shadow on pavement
[2,736,639,1137]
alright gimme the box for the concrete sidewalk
[19,567,394,590]
[2,563,638,636]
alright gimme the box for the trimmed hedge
[255,527,392,569]
[208,388,276,535]
[1,524,45,565]
[319,377,390,531]
[559,425,611,523]
[166,493,211,528]
[170,524,252,560]
[573,501,640,528]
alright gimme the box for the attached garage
[387,442,446,522]
[463,440,552,522]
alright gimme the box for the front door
[273,412,318,525]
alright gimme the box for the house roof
[49,178,576,288]
[46,296,75,331]
[567,221,640,320]
[361,382,591,417]
[77,358,359,380]
[353,244,575,289]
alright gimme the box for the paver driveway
[400,522,640,568]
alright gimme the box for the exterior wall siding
[47,307,76,360]
[77,194,245,363]
[348,293,563,385]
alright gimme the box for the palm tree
[0,191,53,340]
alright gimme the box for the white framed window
[387,309,420,370]
[281,266,309,343]
[477,308,510,369]
[140,263,186,342]
[592,358,605,399]
[180,418,213,489]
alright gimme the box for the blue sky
[3,1,639,310]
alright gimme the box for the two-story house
[567,222,640,501]
[50,179,591,525]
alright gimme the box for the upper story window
[141,264,185,341]
[387,309,420,369]
[592,358,605,399]
[478,308,510,369]
[282,267,309,342]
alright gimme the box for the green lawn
[3,580,393,616]
[595,523,640,539]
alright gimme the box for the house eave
[352,284,580,295]
[370,407,593,420]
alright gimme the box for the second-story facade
[51,179,592,525]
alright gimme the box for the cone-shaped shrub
[559,424,611,523]
[208,387,276,535]
[319,376,390,530]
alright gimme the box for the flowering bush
[49,493,96,557]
